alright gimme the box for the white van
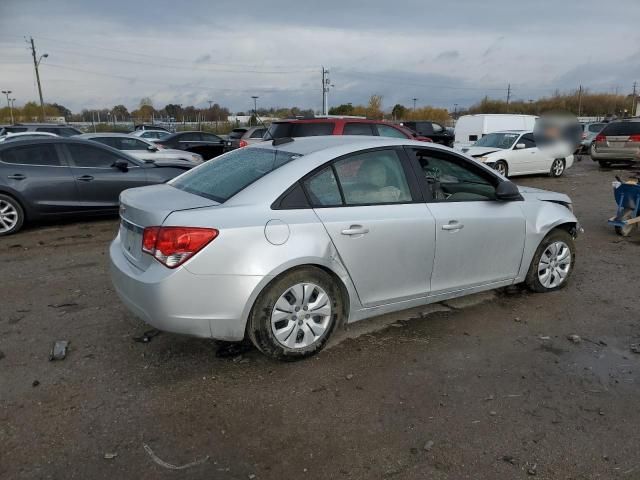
[454,114,538,149]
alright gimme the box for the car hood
[518,186,571,204]
[460,146,503,157]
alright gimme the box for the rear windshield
[601,122,640,136]
[267,122,334,139]
[228,129,248,139]
[170,147,300,202]
[588,123,606,133]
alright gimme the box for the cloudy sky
[1,0,639,114]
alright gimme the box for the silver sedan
[110,136,579,360]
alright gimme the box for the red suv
[265,117,433,142]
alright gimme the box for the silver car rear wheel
[248,266,342,360]
[270,283,332,349]
[537,241,571,289]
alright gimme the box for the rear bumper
[591,149,639,161]
[109,236,264,341]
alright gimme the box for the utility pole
[506,84,511,112]
[321,67,331,115]
[412,98,417,111]
[632,81,637,117]
[453,103,458,118]
[251,96,259,125]
[29,37,48,121]
[2,90,13,124]
[577,85,583,117]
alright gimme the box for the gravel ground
[1,156,639,480]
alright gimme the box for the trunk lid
[118,184,219,269]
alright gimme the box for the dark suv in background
[399,121,454,146]
[591,119,640,167]
[265,117,433,142]
[0,123,82,137]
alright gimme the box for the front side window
[334,150,412,205]
[0,144,60,166]
[171,147,300,202]
[376,124,408,139]
[179,133,201,141]
[118,138,148,150]
[518,134,536,149]
[410,149,496,202]
[67,144,126,168]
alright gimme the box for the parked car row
[0,137,193,236]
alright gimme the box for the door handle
[341,225,369,236]
[442,221,464,231]
[7,174,26,180]
[77,175,94,182]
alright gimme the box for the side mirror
[112,160,129,172]
[495,181,522,201]
[147,145,158,152]
[514,143,526,150]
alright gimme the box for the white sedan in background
[78,133,203,165]
[0,131,58,142]
[460,130,574,177]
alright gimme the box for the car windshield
[170,147,300,202]
[473,132,520,149]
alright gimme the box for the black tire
[247,266,343,361]
[549,158,566,177]
[525,229,575,293]
[0,193,25,236]
[614,209,636,237]
[598,160,612,168]
[494,160,508,177]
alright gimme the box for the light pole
[2,90,13,124]
[453,103,458,118]
[29,37,48,121]
[251,96,259,125]
[412,98,417,111]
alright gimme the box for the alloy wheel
[495,162,508,176]
[270,282,332,349]
[0,200,18,233]
[552,159,565,176]
[537,241,571,289]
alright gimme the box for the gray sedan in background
[111,136,579,360]
[79,133,203,166]
[0,138,193,235]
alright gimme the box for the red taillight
[629,134,640,142]
[239,139,248,148]
[595,134,606,143]
[142,226,219,268]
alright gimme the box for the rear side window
[3,127,28,133]
[376,124,408,139]
[267,122,334,138]
[304,167,342,207]
[171,147,300,202]
[588,123,605,133]
[343,123,375,136]
[0,144,60,166]
[179,133,201,141]
[249,128,266,139]
[601,122,640,136]
[67,144,127,168]
[228,129,248,139]
[334,150,412,204]
[117,138,149,150]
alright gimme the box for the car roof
[488,130,529,134]
[0,137,140,160]
[78,132,142,138]
[246,135,445,156]
[273,118,395,125]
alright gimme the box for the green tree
[329,103,354,115]
[391,104,407,120]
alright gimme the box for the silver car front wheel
[537,241,571,288]
[525,229,575,292]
